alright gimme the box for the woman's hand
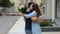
[19,13,24,16]
[31,17,40,23]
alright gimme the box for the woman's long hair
[32,3,41,17]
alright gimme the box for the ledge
[41,26,60,32]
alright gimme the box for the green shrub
[40,19,53,26]
[0,0,14,7]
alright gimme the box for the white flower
[10,0,14,3]
[19,5,25,9]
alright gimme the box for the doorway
[56,0,60,18]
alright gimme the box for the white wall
[35,0,41,5]
[45,0,55,21]
[14,0,20,12]
[45,0,52,19]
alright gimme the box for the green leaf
[0,0,14,7]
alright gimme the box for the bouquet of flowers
[18,4,27,14]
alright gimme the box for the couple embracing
[20,2,42,34]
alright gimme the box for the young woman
[31,3,42,34]
[20,2,42,34]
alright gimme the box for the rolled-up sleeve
[25,11,37,18]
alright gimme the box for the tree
[0,0,14,7]
[0,0,14,16]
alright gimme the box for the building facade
[44,0,60,21]
[1,0,58,21]
[29,0,60,22]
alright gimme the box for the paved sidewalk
[7,16,26,34]
[42,32,60,34]
[7,16,60,34]
[0,16,20,34]
[0,16,60,34]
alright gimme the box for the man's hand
[19,13,24,16]
[26,8,30,12]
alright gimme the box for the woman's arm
[24,11,40,23]
[24,11,37,18]
[20,11,40,23]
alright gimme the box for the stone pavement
[7,16,26,34]
[0,16,20,34]
[7,16,60,34]
[0,16,60,34]
[42,32,60,34]
[55,18,60,26]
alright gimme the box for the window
[40,0,46,15]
